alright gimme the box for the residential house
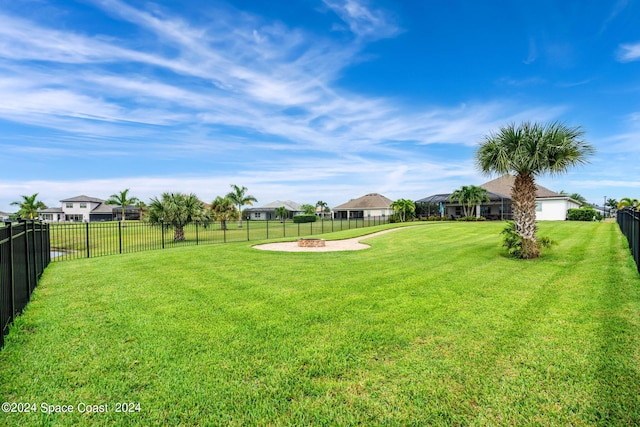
[39,195,114,222]
[0,211,10,221]
[416,175,581,221]
[416,192,512,220]
[481,175,581,221]
[333,193,394,220]
[247,200,303,220]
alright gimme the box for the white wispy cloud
[617,42,640,62]
[322,0,400,40]
[0,1,580,211]
[0,3,551,158]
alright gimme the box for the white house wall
[365,209,393,217]
[62,201,101,221]
[536,198,580,221]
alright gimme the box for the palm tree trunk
[512,173,540,258]
[174,226,185,241]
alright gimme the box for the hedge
[292,214,317,223]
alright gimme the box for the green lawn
[1,221,639,426]
[48,217,389,260]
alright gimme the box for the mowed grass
[48,218,386,260]
[1,221,639,426]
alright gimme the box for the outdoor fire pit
[297,238,326,248]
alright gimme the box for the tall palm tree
[11,193,47,220]
[105,188,140,225]
[147,192,208,241]
[476,121,595,258]
[449,185,489,218]
[316,201,329,219]
[210,196,239,230]
[226,185,257,228]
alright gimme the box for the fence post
[161,220,165,249]
[21,221,32,297]
[196,222,199,246]
[223,222,227,243]
[118,221,123,254]
[246,219,250,241]
[266,220,269,240]
[85,222,90,259]
[8,222,15,329]
[29,221,37,294]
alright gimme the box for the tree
[147,192,208,241]
[570,193,587,206]
[210,196,239,231]
[11,193,47,219]
[300,204,316,215]
[226,185,257,228]
[449,185,489,218]
[316,201,329,219]
[476,121,595,258]
[617,197,639,210]
[105,188,140,225]
[275,206,288,221]
[135,200,147,221]
[605,198,618,211]
[390,199,416,222]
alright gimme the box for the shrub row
[567,207,603,221]
[292,214,317,223]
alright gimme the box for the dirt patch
[252,228,407,252]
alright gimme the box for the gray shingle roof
[251,200,302,211]
[39,207,64,213]
[480,175,561,198]
[334,193,393,210]
[60,195,106,203]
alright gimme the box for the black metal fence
[1,220,50,347]
[48,216,391,262]
[617,208,640,274]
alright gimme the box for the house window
[255,212,261,218]
[455,206,462,217]
[66,203,73,208]
[536,202,542,212]
[80,203,87,208]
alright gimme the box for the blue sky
[1,0,639,213]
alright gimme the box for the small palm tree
[449,186,489,218]
[275,206,288,221]
[570,193,587,206]
[135,200,147,221]
[390,199,416,222]
[316,201,329,219]
[11,193,47,220]
[210,196,239,230]
[617,197,639,210]
[105,189,140,225]
[476,121,595,258]
[300,204,316,215]
[147,192,208,241]
[226,185,257,228]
